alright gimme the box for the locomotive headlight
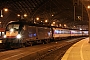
[16,34,21,39]
[3,35,7,38]
[10,28,14,32]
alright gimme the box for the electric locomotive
[3,20,52,48]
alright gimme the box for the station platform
[61,37,90,60]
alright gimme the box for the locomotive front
[3,22,23,45]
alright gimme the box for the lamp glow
[3,35,7,38]
[16,34,21,39]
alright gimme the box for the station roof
[0,0,89,29]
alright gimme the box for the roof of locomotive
[8,20,51,28]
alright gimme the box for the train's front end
[3,21,22,47]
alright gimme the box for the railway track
[0,37,87,60]
[34,37,86,60]
[0,47,17,52]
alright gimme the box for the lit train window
[83,31,88,34]
[33,33,36,36]
[29,34,33,37]
[77,31,82,34]
[29,33,36,37]
[54,30,61,34]
[61,30,70,34]
[61,30,66,34]
[13,24,19,29]
[71,30,77,34]
[0,32,1,36]
[2,32,4,35]
[7,24,19,30]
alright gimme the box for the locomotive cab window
[6,24,20,31]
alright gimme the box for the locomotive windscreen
[6,24,20,30]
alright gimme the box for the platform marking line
[80,40,85,60]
